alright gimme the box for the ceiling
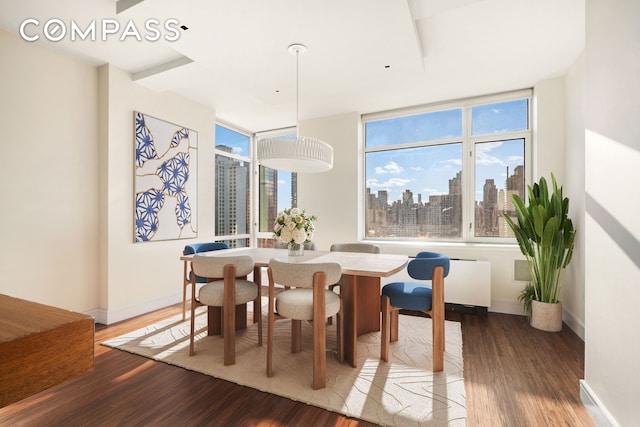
[0,0,584,133]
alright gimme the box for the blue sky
[365,100,527,203]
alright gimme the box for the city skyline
[365,137,525,205]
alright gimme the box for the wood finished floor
[0,304,596,427]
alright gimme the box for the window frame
[362,89,532,244]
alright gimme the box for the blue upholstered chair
[182,242,229,320]
[380,251,450,371]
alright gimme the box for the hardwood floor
[0,304,596,427]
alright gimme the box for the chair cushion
[198,279,258,306]
[276,289,341,320]
[382,282,433,311]
[409,252,450,279]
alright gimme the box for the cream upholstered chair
[189,254,262,366]
[326,243,380,324]
[266,259,343,390]
[380,251,450,371]
[182,242,229,320]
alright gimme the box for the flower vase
[288,242,304,256]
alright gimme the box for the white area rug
[103,306,466,426]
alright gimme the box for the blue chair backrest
[183,242,229,255]
[407,251,450,280]
[184,242,229,283]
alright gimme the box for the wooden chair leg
[432,313,444,371]
[183,261,189,321]
[255,287,263,346]
[336,299,343,363]
[390,308,399,342]
[291,320,302,353]
[183,284,188,321]
[267,312,274,377]
[189,268,197,356]
[223,266,236,366]
[432,266,445,372]
[381,295,390,362]
[312,272,326,390]
[267,267,275,378]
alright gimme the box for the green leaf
[541,216,559,248]
[532,205,546,239]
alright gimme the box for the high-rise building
[215,151,249,246]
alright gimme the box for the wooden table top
[181,247,408,278]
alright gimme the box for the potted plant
[503,173,575,332]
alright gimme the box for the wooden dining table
[180,247,408,368]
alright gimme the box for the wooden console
[0,294,94,407]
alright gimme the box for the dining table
[180,247,408,368]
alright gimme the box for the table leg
[206,274,253,335]
[253,266,262,323]
[341,274,382,368]
[207,305,247,336]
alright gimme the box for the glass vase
[287,242,304,256]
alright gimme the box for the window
[215,124,251,248]
[255,129,298,248]
[363,91,531,242]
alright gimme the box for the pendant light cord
[295,48,300,131]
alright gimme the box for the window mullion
[462,105,473,241]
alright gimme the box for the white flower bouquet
[273,207,317,246]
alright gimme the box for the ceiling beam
[116,0,145,15]
[132,56,194,81]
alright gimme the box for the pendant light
[257,44,333,173]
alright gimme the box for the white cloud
[366,177,411,189]
[375,161,404,174]
[441,158,462,167]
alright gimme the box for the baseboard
[562,308,585,340]
[92,293,182,325]
[580,380,619,427]
[489,299,524,315]
[489,299,585,340]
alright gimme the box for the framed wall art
[134,111,197,242]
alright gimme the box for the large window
[255,129,297,248]
[215,124,251,248]
[364,91,531,242]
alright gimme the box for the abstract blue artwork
[134,112,197,242]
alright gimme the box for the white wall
[534,77,567,184]
[98,64,216,324]
[0,30,99,313]
[582,1,640,425]
[563,52,586,338]
[297,112,361,250]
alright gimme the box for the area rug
[102,306,466,426]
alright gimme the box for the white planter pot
[530,300,562,332]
